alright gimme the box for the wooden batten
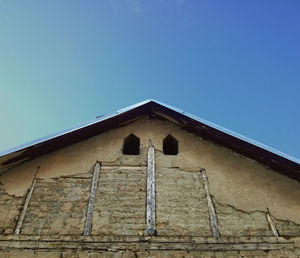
[146,139,156,235]
[201,169,220,238]
[83,162,101,236]
[14,175,37,235]
[266,209,279,238]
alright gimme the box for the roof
[1,99,299,180]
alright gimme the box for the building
[0,100,299,257]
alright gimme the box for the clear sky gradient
[0,1,299,159]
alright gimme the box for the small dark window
[123,134,140,155]
[163,135,178,155]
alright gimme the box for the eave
[0,100,299,181]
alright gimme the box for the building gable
[0,102,299,257]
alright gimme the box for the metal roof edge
[0,99,299,165]
[151,99,300,165]
[0,99,154,157]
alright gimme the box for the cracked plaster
[0,117,299,226]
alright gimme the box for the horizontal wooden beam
[0,239,293,252]
[101,166,146,170]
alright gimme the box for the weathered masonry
[0,100,300,257]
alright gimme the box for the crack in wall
[212,197,274,237]
[1,117,300,225]
[1,160,300,238]
[271,215,300,237]
[210,194,300,238]
[0,116,300,239]
[0,182,24,199]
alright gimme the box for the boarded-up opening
[123,134,140,155]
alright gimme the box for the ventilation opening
[123,134,140,155]
[163,135,178,155]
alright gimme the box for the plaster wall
[0,117,299,237]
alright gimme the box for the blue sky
[0,1,299,159]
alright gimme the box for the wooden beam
[266,209,279,238]
[0,234,292,243]
[0,239,294,252]
[83,162,101,236]
[146,139,156,235]
[14,175,37,235]
[201,169,220,238]
[101,166,146,170]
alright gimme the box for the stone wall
[92,167,146,236]
[0,187,24,235]
[215,200,273,237]
[21,175,91,235]
[156,168,211,236]
[0,235,299,257]
[272,216,300,237]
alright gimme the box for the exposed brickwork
[21,177,90,235]
[156,168,211,236]
[0,188,24,235]
[272,216,300,237]
[92,168,146,236]
[215,201,273,237]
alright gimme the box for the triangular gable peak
[0,100,299,181]
[0,101,300,256]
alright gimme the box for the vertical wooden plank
[146,139,156,235]
[201,169,220,238]
[14,177,37,235]
[266,209,279,238]
[83,162,101,236]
